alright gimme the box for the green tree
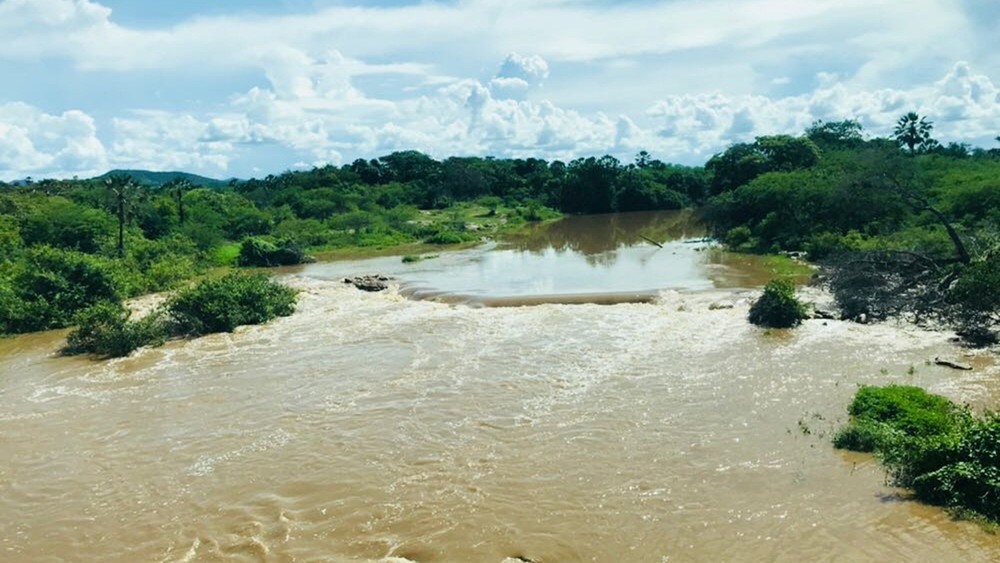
[805,119,865,150]
[706,136,820,195]
[893,112,935,155]
[561,156,622,214]
[165,179,193,223]
[105,174,142,258]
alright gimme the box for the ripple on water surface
[0,272,999,562]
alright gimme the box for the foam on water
[1,271,999,562]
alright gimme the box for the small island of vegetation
[835,385,1000,524]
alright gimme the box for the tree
[165,179,193,223]
[893,112,935,155]
[561,156,621,214]
[706,136,820,195]
[105,174,141,258]
[805,119,865,149]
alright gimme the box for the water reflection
[299,210,800,304]
[502,210,705,256]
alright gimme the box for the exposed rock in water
[934,357,973,371]
[708,302,734,310]
[812,308,837,320]
[343,275,392,292]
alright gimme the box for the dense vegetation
[703,120,1000,343]
[834,385,999,523]
[168,272,297,336]
[748,279,809,328]
[1,113,998,344]
[63,273,297,358]
[0,152,704,338]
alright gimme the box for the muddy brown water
[2,212,999,562]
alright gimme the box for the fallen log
[934,356,973,371]
[640,235,663,248]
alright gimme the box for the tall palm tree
[105,174,140,258]
[165,178,193,223]
[893,112,934,155]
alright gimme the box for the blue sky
[0,0,998,180]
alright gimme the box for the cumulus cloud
[109,111,233,173]
[0,1,998,179]
[646,62,1000,158]
[0,103,107,179]
[489,53,551,99]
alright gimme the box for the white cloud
[0,103,107,179]
[0,1,998,179]
[110,111,230,173]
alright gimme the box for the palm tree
[165,178,192,223]
[105,174,140,258]
[893,112,934,155]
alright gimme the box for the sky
[0,0,998,181]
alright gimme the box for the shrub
[7,247,122,333]
[724,226,753,249]
[748,279,808,328]
[425,230,467,245]
[0,278,24,335]
[832,421,900,453]
[167,272,297,335]
[909,416,1000,521]
[237,237,312,267]
[834,385,999,523]
[63,301,168,358]
[143,253,199,292]
[847,384,965,438]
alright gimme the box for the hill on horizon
[95,169,235,188]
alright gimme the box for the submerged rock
[708,301,734,310]
[343,275,392,292]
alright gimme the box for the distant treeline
[1,115,998,339]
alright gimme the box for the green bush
[847,384,965,438]
[425,230,467,245]
[167,272,297,335]
[0,278,24,335]
[909,416,1000,521]
[834,385,1000,523]
[832,421,900,452]
[63,302,168,358]
[6,247,123,333]
[237,237,311,267]
[0,215,22,257]
[724,226,753,249]
[748,279,808,328]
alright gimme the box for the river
[1,211,998,562]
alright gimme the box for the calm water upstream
[2,212,999,562]
[302,211,791,305]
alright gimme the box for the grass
[759,254,815,280]
[311,204,560,262]
[211,243,241,266]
